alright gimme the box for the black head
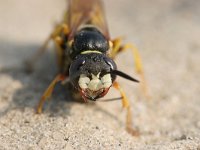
[71,27,109,58]
[69,53,139,101]
[69,53,116,100]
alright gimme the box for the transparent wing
[67,0,110,40]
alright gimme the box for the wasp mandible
[29,0,148,136]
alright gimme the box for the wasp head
[69,53,117,101]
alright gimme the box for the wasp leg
[113,82,139,136]
[110,38,149,99]
[25,23,69,72]
[36,74,66,114]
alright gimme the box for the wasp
[29,0,148,136]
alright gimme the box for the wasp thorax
[70,27,109,58]
[78,73,112,91]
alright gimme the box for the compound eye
[103,57,117,81]
[103,57,117,71]
[69,57,85,72]
[69,57,86,85]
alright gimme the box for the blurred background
[0,0,200,149]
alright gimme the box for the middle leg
[113,82,139,136]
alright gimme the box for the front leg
[36,74,66,114]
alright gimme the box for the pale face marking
[78,72,112,91]
[78,74,90,89]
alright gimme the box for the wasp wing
[67,0,110,40]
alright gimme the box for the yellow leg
[109,37,124,58]
[54,36,65,70]
[36,74,66,114]
[113,82,139,136]
[110,38,149,99]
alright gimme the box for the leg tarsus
[113,82,139,136]
[126,106,140,136]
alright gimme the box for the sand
[0,0,200,149]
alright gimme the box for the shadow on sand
[0,39,120,122]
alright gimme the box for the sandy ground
[0,0,200,149]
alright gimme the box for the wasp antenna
[111,70,139,83]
